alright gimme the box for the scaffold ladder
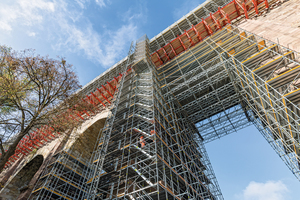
[87,42,135,199]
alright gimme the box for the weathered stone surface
[0,155,43,200]
[64,110,109,160]
[238,0,300,52]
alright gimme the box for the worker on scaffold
[140,136,145,148]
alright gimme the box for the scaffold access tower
[86,36,223,199]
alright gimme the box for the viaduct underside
[1,0,299,199]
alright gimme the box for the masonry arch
[67,114,107,161]
[0,154,44,199]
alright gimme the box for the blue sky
[1,0,299,199]
[0,0,203,86]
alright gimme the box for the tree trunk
[0,130,29,173]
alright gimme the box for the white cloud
[74,0,108,8]
[122,1,147,23]
[95,0,106,7]
[101,23,137,66]
[0,0,145,68]
[28,32,36,37]
[238,181,289,200]
[0,0,55,31]
[53,18,137,67]
[0,21,13,32]
[0,4,18,31]
[75,0,86,9]
[51,0,142,67]
[74,0,108,9]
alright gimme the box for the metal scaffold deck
[29,150,91,200]
[27,0,300,199]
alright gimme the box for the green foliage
[0,45,84,172]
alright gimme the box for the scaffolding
[29,150,91,200]
[155,22,300,179]
[84,35,222,200]
[25,0,300,199]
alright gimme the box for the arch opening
[70,117,107,161]
[28,116,107,200]
[0,155,44,199]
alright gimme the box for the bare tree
[0,46,89,172]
